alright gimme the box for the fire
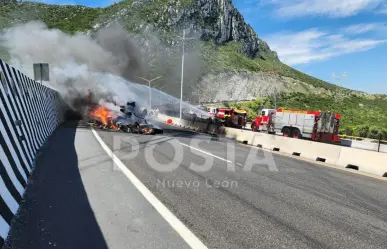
[142,127,154,135]
[88,105,118,130]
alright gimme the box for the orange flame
[88,105,118,130]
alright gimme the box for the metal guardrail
[339,135,387,143]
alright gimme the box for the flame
[88,105,118,130]
[142,128,154,135]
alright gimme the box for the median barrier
[224,127,255,144]
[336,147,387,177]
[251,132,283,150]
[275,137,342,164]
[156,115,387,178]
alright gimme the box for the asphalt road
[4,122,190,249]
[96,123,387,249]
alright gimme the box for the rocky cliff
[169,0,278,59]
[90,0,278,60]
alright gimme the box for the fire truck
[251,108,341,143]
[208,107,247,129]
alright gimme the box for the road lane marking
[179,142,232,163]
[236,163,243,166]
[91,129,208,249]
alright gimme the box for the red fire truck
[251,108,341,143]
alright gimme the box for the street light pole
[138,76,162,109]
[180,29,185,119]
[177,29,195,119]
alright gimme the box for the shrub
[382,129,387,141]
[367,127,381,139]
[344,126,354,136]
[355,125,369,138]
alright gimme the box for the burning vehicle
[85,90,163,135]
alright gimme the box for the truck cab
[251,108,276,132]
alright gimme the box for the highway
[97,122,387,249]
[5,121,387,249]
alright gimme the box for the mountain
[0,0,339,93]
[1,0,387,137]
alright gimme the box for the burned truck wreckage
[70,89,163,135]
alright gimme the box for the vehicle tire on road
[251,123,257,132]
[283,127,290,137]
[292,128,302,139]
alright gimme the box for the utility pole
[138,76,162,109]
[177,29,195,119]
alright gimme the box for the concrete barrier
[251,132,282,150]
[157,114,387,178]
[337,147,387,177]
[275,137,342,165]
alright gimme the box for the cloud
[342,22,387,34]
[377,3,387,14]
[260,0,384,18]
[265,28,387,65]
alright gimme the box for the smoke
[0,21,209,117]
[0,21,146,107]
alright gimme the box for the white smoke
[0,21,145,107]
[0,21,209,117]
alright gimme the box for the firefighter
[253,115,262,131]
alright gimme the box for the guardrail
[339,134,387,143]
[0,58,69,246]
[158,114,387,178]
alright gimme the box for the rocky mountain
[2,0,387,133]
[167,0,278,60]
[0,0,377,100]
[88,0,278,60]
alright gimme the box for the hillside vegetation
[0,0,386,136]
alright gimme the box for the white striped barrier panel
[0,58,68,246]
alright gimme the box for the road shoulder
[4,122,190,249]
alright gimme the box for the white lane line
[91,129,208,249]
[236,163,243,167]
[179,142,232,163]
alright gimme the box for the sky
[27,0,387,94]
[234,0,387,94]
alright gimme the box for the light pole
[177,29,195,119]
[138,76,162,109]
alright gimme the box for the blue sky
[29,0,387,93]
[234,0,387,94]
